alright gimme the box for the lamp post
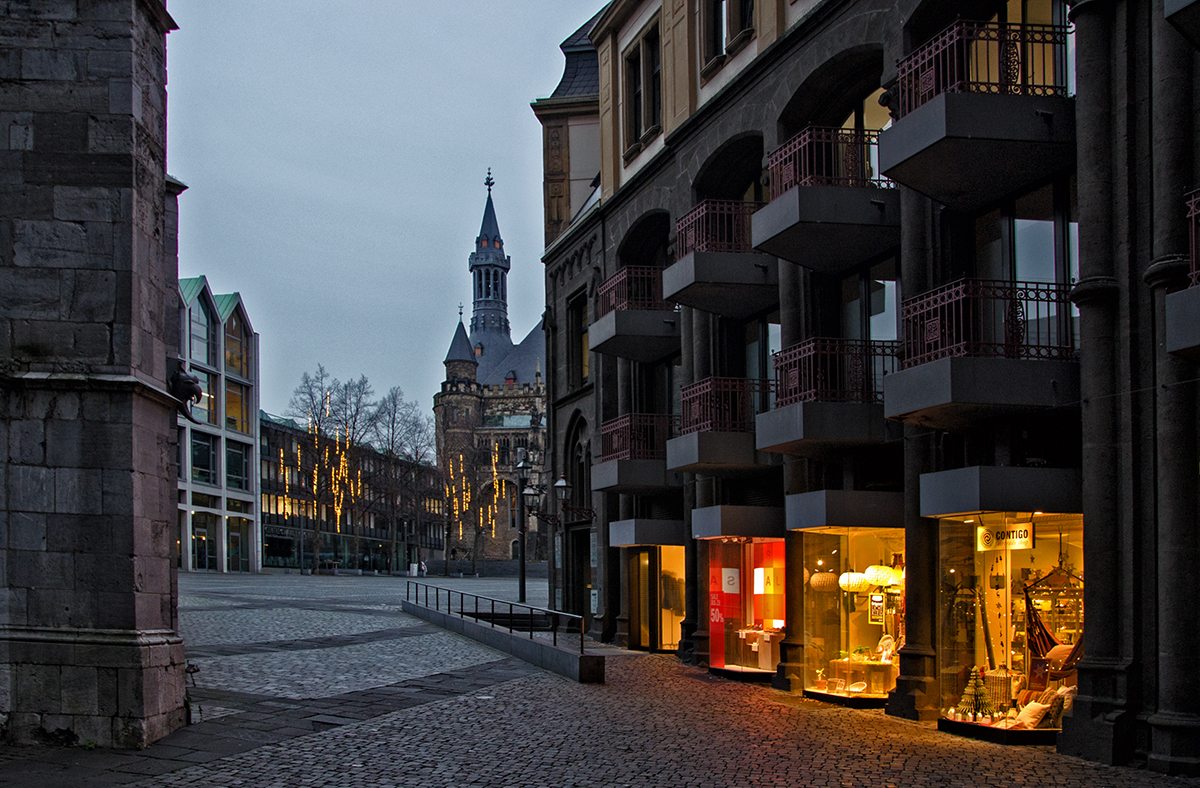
[516,456,532,603]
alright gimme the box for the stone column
[1059,0,1132,765]
[886,186,939,721]
[677,307,699,662]
[0,1,186,747]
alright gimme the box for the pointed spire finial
[484,168,494,194]
[458,302,464,319]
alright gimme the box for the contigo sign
[976,524,1034,551]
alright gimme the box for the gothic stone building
[434,183,547,563]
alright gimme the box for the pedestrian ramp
[402,581,604,683]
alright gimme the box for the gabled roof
[444,320,478,364]
[179,276,206,305]
[213,293,240,321]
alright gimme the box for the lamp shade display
[865,565,894,587]
[839,572,871,593]
[810,571,840,591]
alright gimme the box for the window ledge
[700,54,726,82]
[639,124,662,146]
[622,141,644,163]
[725,28,753,57]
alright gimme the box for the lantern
[810,571,839,591]
[864,565,894,587]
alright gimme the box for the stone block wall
[0,0,186,748]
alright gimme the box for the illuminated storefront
[611,519,688,652]
[802,526,904,704]
[936,511,1082,743]
[708,538,786,675]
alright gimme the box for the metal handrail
[404,581,586,655]
[679,376,774,434]
[896,20,1072,117]
[599,413,679,461]
[596,266,676,317]
[767,126,892,198]
[1188,188,1200,288]
[676,199,763,257]
[773,337,901,407]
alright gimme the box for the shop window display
[938,512,1082,737]
[802,527,905,700]
[709,538,785,674]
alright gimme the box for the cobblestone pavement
[0,573,1192,787]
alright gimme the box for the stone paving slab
[0,574,1191,788]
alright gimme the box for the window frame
[567,291,590,389]
[225,380,251,434]
[622,16,663,158]
[191,431,219,487]
[226,439,252,491]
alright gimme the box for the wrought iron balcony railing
[596,266,676,318]
[767,126,893,198]
[676,200,762,257]
[599,413,679,462]
[679,376,774,435]
[900,278,1076,369]
[896,21,1073,118]
[773,338,901,407]
[1189,188,1200,287]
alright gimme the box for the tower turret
[468,170,512,356]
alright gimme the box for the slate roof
[550,7,605,98]
[444,320,477,365]
[479,192,502,243]
[476,317,545,388]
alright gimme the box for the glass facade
[191,512,218,570]
[802,527,905,699]
[191,433,218,486]
[708,538,785,673]
[227,516,251,572]
[938,513,1083,730]
[628,545,686,652]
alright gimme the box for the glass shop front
[803,527,905,700]
[627,546,687,652]
[708,538,786,674]
[938,513,1083,736]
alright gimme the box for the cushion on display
[1045,643,1074,668]
[1015,701,1051,729]
[1036,688,1058,705]
[1038,696,1065,729]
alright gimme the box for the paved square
[0,573,1188,787]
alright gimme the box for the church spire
[468,171,512,352]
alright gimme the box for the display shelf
[937,717,1057,746]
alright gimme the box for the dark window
[568,293,589,387]
[192,432,218,486]
[227,441,251,491]
[225,310,251,379]
[623,19,662,152]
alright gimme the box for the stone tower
[468,172,514,363]
[433,320,484,550]
[0,1,187,746]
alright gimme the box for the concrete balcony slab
[1167,0,1200,50]
[666,431,770,475]
[662,252,778,319]
[879,93,1075,213]
[588,308,680,362]
[919,465,1082,518]
[1166,285,1200,362]
[756,401,900,455]
[883,356,1078,430]
[785,490,905,530]
[609,519,687,547]
[692,505,786,540]
[752,185,900,272]
[591,458,682,494]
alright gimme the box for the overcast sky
[166,1,602,416]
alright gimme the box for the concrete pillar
[0,1,186,747]
[677,307,699,663]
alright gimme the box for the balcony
[667,377,774,474]
[588,266,681,362]
[1167,0,1200,50]
[878,21,1076,212]
[592,413,682,494]
[757,338,902,455]
[752,127,900,272]
[1166,189,1200,362]
[884,279,1079,428]
[663,200,778,319]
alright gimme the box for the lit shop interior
[708,538,786,676]
[802,526,905,705]
[627,545,686,652]
[938,512,1083,742]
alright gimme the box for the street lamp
[515,455,532,603]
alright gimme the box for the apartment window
[568,293,589,387]
[225,310,251,379]
[227,440,251,491]
[704,0,727,67]
[623,20,662,155]
[192,370,217,425]
[192,432,218,486]
[190,300,217,367]
[226,381,250,434]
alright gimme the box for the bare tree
[372,386,435,571]
[287,365,336,573]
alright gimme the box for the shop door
[566,527,592,631]
[628,549,654,650]
[628,546,686,652]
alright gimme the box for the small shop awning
[786,490,904,530]
[919,466,1082,518]
[692,505,785,540]
[609,519,687,547]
